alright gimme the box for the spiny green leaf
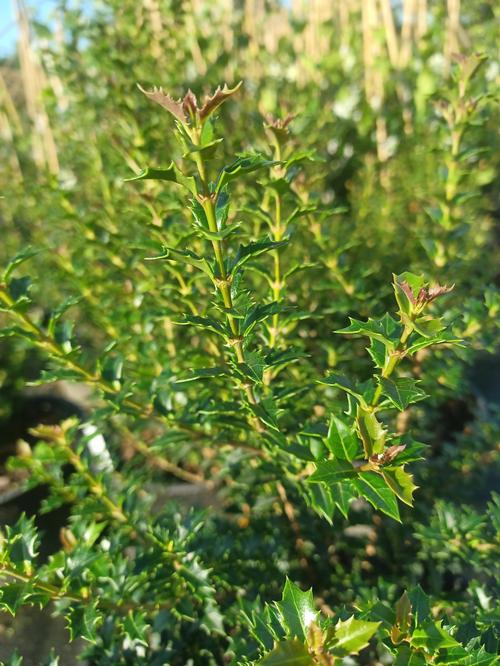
[178,314,227,337]
[382,467,418,506]
[356,405,386,457]
[406,331,463,355]
[229,239,288,274]
[145,246,213,277]
[412,315,445,338]
[122,610,150,646]
[173,366,228,385]
[380,377,427,411]
[410,619,461,652]
[243,301,283,335]
[352,472,401,521]
[306,483,335,524]
[275,579,318,641]
[259,640,313,665]
[325,414,358,461]
[319,373,363,403]
[331,481,355,517]
[308,459,357,485]
[65,602,103,643]
[216,153,276,193]
[125,163,196,194]
[408,585,431,626]
[337,314,401,348]
[329,616,380,657]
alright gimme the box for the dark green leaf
[125,163,196,194]
[325,414,358,461]
[330,616,380,656]
[380,377,427,411]
[216,154,276,193]
[352,472,401,521]
[259,640,313,665]
[275,579,318,641]
[308,459,357,484]
[355,405,386,457]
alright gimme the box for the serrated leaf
[308,459,357,484]
[125,163,196,194]
[325,415,358,461]
[408,585,431,626]
[243,301,283,335]
[122,610,150,646]
[406,331,463,355]
[367,338,387,369]
[412,316,445,339]
[356,405,386,457]
[65,602,103,643]
[352,472,401,521]
[319,374,363,402]
[178,314,227,337]
[199,81,242,122]
[330,616,380,656]
[229,239,288,274]
[410,619,461,652]
[380,377,427,411]
[259,640,313,665]
[145,246,213,277]
[275,579,318,641]
[382,467,418,506]
[216,153,276,193]
[306,483,335,524]
[337,314,401,348]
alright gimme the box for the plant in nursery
[0,81,496,666]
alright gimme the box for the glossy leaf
[325,414,358,461]
[259,640,313,665]
[352,473,401,521]
[329,616,380,657]
[380,377,427,411]
[275,579,318,641]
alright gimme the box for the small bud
[60,527,77,552]
[16,439,32,458]
[264,112,296,146]
[138,81,241,127]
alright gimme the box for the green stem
[442,126,464,229]
[269,142,284,349]
[0,563,175,614]
[192,143,258,408]
[0,564,86,604]
[370,324,412,407]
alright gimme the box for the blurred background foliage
[0,0,498,664]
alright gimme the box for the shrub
[0,3,498,664]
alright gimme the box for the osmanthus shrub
[0,84,497,665]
